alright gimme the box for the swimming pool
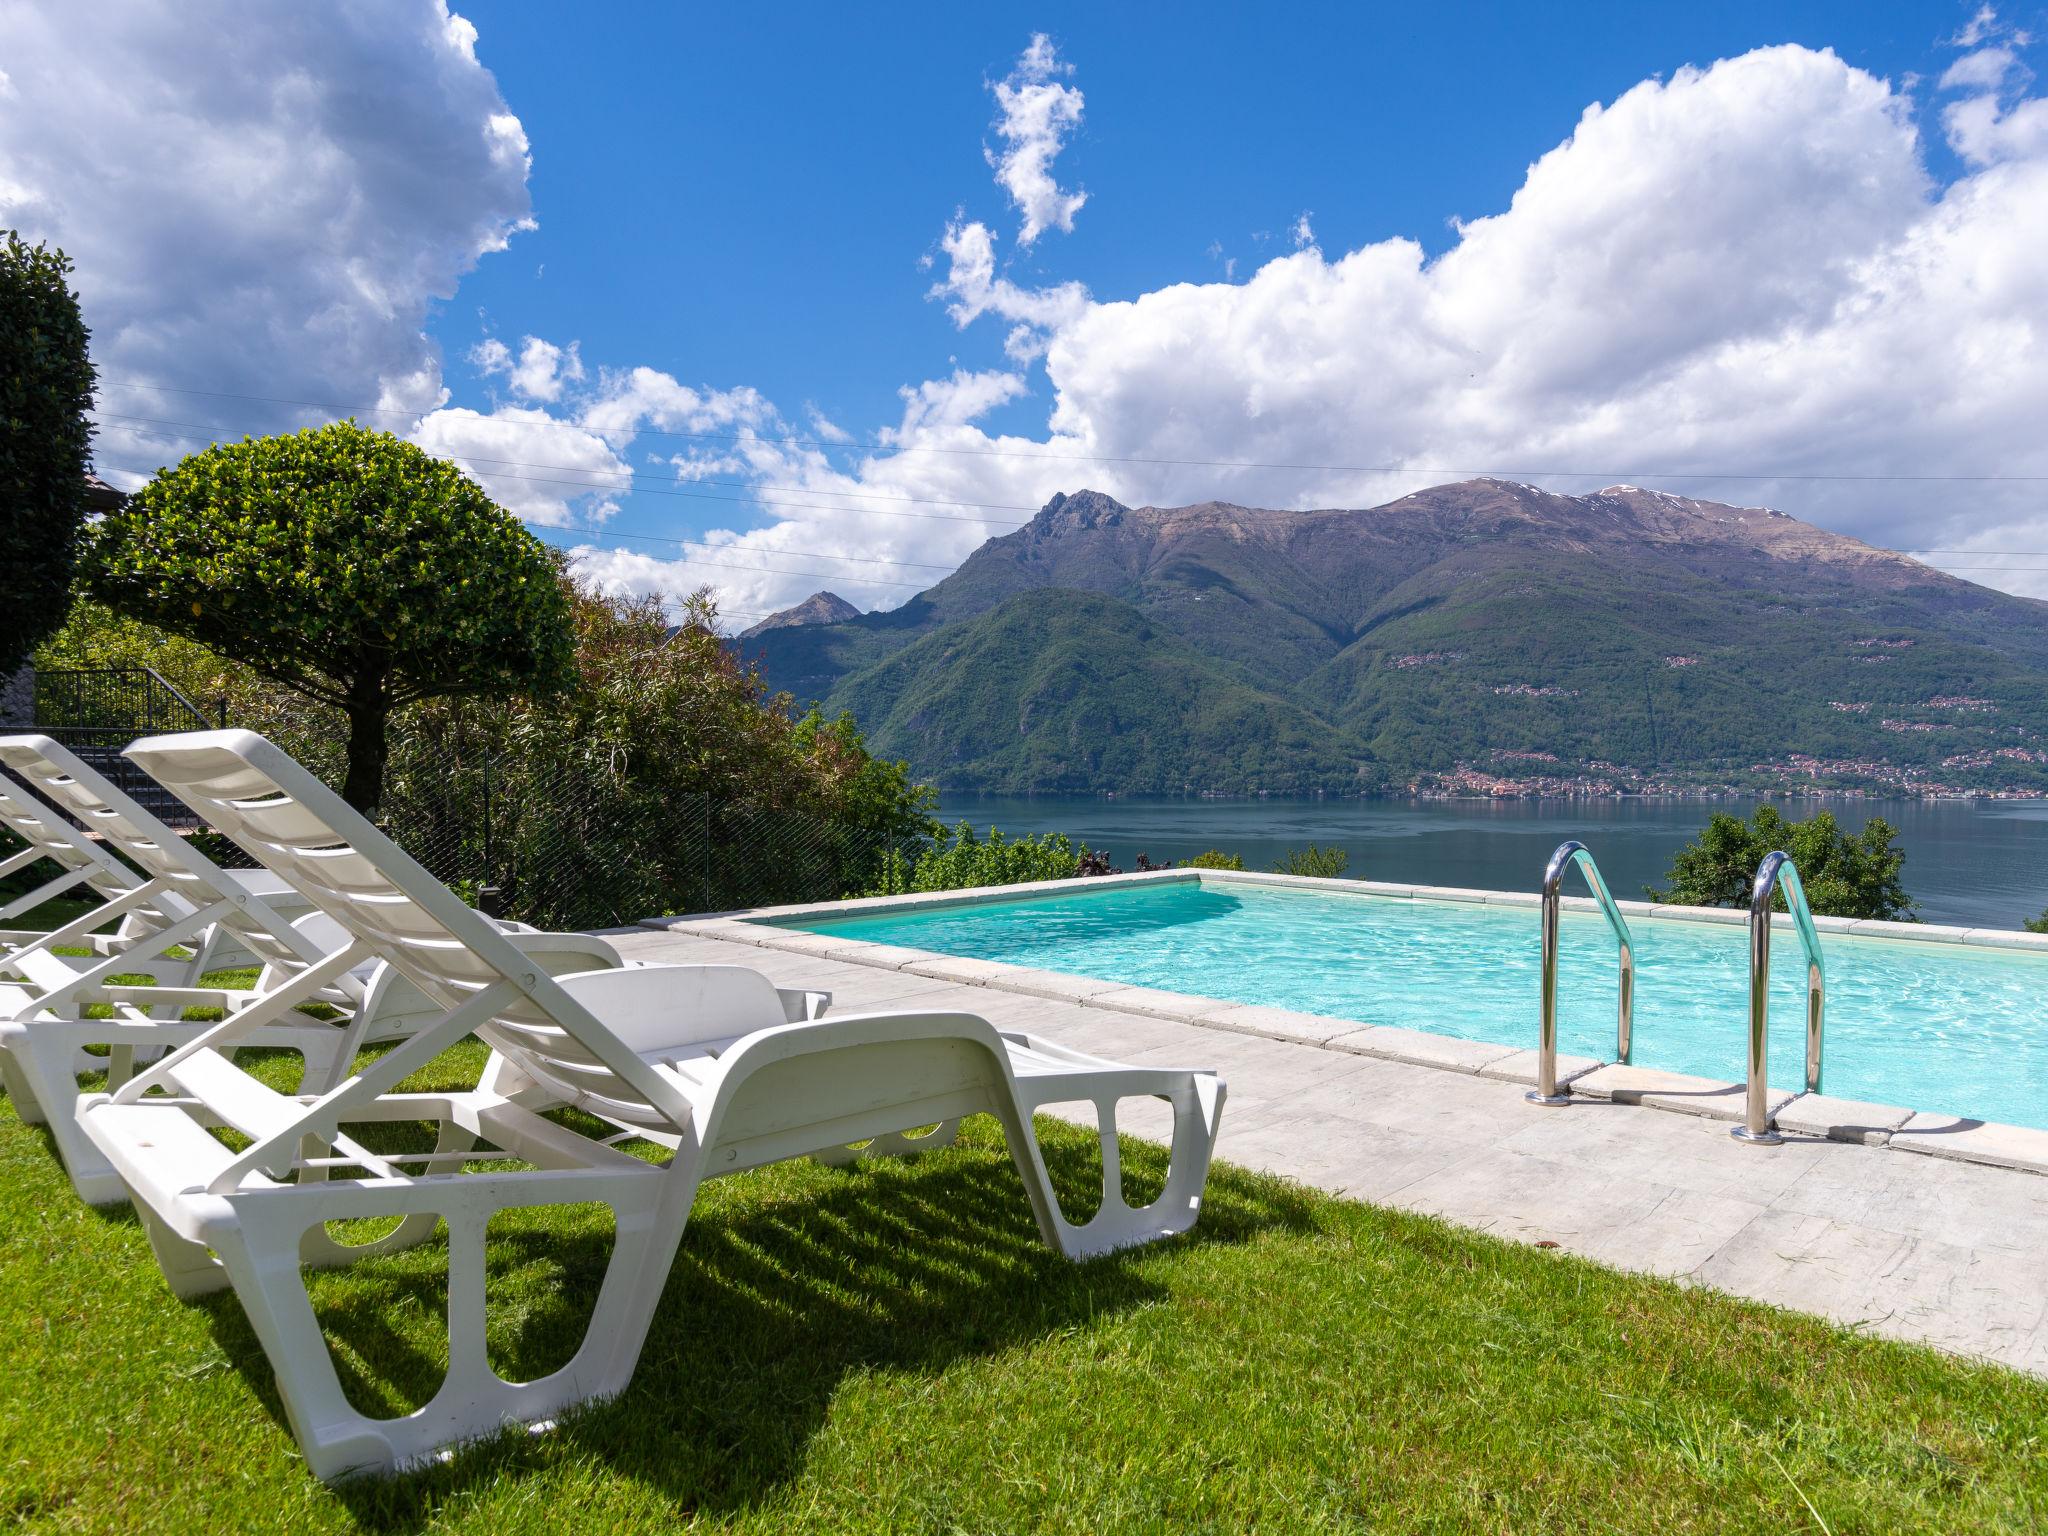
[770,875,2048,1132]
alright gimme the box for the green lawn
[1,1028,2044,1534]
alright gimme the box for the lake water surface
[934,794,2048,930]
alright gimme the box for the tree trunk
[341,671,391,814]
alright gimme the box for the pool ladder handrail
[1732,849,1827,1146]
[1527,840,1634,1106]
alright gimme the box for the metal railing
[1528,840,1635,1106]
[30,668,224,828]
[33,667,219,735]
[1731,850,1826,1144]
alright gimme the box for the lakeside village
[1413,752,2048,802]
[1180,741,2048,804]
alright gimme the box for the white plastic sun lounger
[0,735,319,983]
[82,729,1225,1480]
[0,736,626,1201]
[0,767,148,946]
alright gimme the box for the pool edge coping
[640,868,2048,1179]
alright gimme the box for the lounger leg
[370,1163,705,1477]
[0,1043,44,1123]
[1006,1074,1226,1259]
[136,1202,232,1298]
[194,1155,702,1482]
[207,1208,401,1483]
[4,1030,128,1204]
[293,1028,358,1098]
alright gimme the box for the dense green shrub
[865,823,1082,896]
[2022,909,2047,935]
[1649,805,1913,920]
[1273,845,1349,878]
[1183,849,1245,870]
[38,576,938,926]
[1,233,97,673]
[84,422,576,810]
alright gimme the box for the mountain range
[741,480,2048,796]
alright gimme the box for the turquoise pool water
[779,878,2048,1131]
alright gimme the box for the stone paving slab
[900,955,1023,985]
[1197,1002,1365,1047]
[1891,1112,2048,1175]
[1572,1064,1794,1124]
[1775,1092,1915,1146]
[1083,984,1234,1022]
[1327,1025,1519,1074]
[980,967,1130,1005]
[1395,1147,1770,1279]
[616,922,2048,1377]
[1476,1047,1605,1088]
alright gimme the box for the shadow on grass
[180,1119,1315,1530]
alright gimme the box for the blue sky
[450,0,2003,440]
[6,1,2046,620]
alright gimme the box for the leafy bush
[1184,849,1245,870]
[1273,845,1349,878]
[1649,805,1913,921]
[84,421,577,810]
[2024,910,2048,935]
[1,233,97,673]
[865,823,1082,896]
[38,578,939,926]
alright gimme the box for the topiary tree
[1,233,97,673]
[85,421,576,811]
[1649,805,1913,920]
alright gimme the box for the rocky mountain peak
[1035,489,1131,534]
[738,590,862,640]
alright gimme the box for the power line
[92,412,1032,528]
[91,410,1046,516]
[97,377,2048,483]
[554,533,927,589]
[85,404,2048,590]
[554,524,957,571]
[96,411,972,576]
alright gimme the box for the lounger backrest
[124,730,691,1131]
[0,767,140,911]
[0,734,320,975]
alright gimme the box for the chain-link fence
[375,747,918,930]
[4,733,925,934]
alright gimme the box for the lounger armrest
[777,988,830,1022]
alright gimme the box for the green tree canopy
[1650,805,1913,921]
[85,421,575,810]
[1,233,97,673]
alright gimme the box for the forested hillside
[744,481,2048,795]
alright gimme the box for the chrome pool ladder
[1528,840,1634,1106]
[1732,850,1826,1146]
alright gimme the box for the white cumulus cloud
[473,334,584,401]
[0,0,535,486]
[986,34,1086,246]
[409,403,629,528]
[570,40,2048,617]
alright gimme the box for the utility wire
[557,534,927,589]
[91,410,1045,516]
[96,378,2048,482]
[89,404,2048,589]
[92,412,1032,528]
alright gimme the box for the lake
[933,794,2048,930]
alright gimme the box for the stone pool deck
[612,913,2048,1379]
